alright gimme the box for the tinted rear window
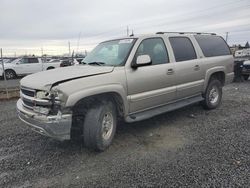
[28,58,39,63]
[195,35,231,57]
[169,37,197,62]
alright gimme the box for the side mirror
[16,62,20,65]
[132,55,152,68]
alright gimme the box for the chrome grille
[20,87,52,114]
[21,88,35,97]
[23,99,34,109]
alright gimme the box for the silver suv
[17,32,234,151]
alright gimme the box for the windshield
[83,38,135,66]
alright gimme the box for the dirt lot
[0,81,249,188]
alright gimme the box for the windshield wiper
[87,62,106,66]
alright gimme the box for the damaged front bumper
[16,99,72,140]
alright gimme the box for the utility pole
[225,32,229,43]
[76,32,81,54]
[126,26,129,37]
[41,47,43,57]
[68,41,71,56]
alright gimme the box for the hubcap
[5,71,13,79]
[209,86,219,104]
[102,112,114,140]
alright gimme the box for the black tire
[83,101,117,151]
[243,75,249,81]
[4,69,16,79]
[202,79,222,110]
[47,67,55,70]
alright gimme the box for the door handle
[167,68,174,75]
[194,65,200,71]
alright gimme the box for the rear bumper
[225,72,234,84]
[16,99,72,140]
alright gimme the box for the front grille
[23,99,34,109]
[21,88,35,97]
[20,87,51,114]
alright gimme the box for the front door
[126,37,176,113]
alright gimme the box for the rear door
[169,36,204,99]
[28,58,42,73]
[126,37,176,113]
[15,58,41,74]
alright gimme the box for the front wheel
[5,70,16,79]
[83,101,117,151]
[202,79,222,110]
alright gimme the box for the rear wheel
[83,101,117,151]
[5,70,16,79]
[243,75,249,81]
[202,79,222,110]
[47,67,55,70]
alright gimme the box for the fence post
[1,48,9,99]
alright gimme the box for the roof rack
[156,32,216,35]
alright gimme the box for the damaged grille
[20,87,52,113]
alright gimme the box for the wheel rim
[101,112,114,140]
[5,71,14,79]
[209,86,219,104]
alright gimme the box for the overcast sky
[0,0,250,56]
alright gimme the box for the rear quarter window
[195,35,231,57]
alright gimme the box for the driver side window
[134,38,169,65]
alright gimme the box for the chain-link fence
[0,48,87,99]
[0,49,20,99]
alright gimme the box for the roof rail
[156,32,216,35]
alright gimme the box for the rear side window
[195,35,231,57]
[28,58,39,63]
[169,37,197,62]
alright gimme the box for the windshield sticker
[119,39,134,44]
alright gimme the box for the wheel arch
[203,67,226,93]
[67,84,129,119]
[47,66,55,70]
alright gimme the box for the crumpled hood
[20,65,114,90]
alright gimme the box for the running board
[126,95,203,123]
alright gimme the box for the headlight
[36,91,50,99]
[51,87,67,106]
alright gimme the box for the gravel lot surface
[0,81,249,188]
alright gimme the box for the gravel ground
[0,81,249,188]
